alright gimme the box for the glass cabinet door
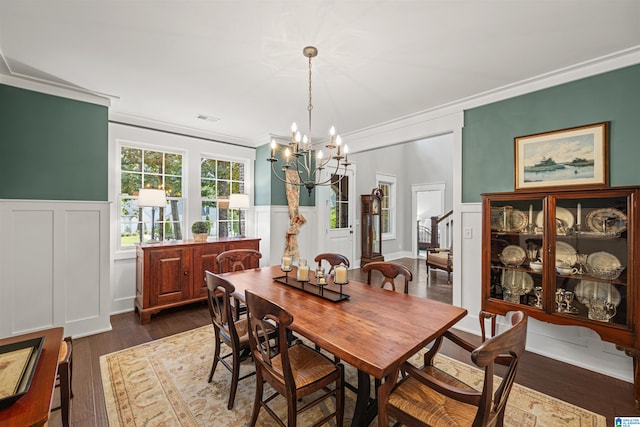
[488,197,544,308]
[554,195,628,327]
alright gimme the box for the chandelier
[268,46,350,196]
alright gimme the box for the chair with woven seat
[217,248,262,273]
[51,336,73,427]
[377,311,528,427]
[314,253,350,274]
[205,270,255,410]
[362,261,413,294]
[245,290,345,427]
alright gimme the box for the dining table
[223,265,468,427]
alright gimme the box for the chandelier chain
[267,46,351,196]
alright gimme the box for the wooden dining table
[223,265,467,427]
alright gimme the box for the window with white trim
[330,173,350,229]
[200,157,247,238]
[119,146,184,249]
[376,173,396,240]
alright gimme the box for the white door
[315,166,357,268]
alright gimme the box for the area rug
[100,325,606,426]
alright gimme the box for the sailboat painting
[515,122,608,190]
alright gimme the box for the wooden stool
[52,336,73,427]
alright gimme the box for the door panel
[316,167,356,267]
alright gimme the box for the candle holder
[333,263,349,297]
[296,258,310,284]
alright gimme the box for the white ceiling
[1,1,639,148]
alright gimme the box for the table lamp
[228,193,250,237]
[138,188,167,242]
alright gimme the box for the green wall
[255,142,315,206]
[463,64,640,203]
[0,84,108,201]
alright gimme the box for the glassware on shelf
[588,297,617,322]
[533,286,543,308]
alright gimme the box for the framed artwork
[514,122,609,191]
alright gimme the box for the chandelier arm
[270,161,304,187]
[314,161,348,186]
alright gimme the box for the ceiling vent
[196,114,220,123]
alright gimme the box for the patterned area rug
[100,325,606,426]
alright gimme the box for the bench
[426,248,452,284]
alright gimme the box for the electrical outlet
[464,227,473,239]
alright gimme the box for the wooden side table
[0,327,63,426]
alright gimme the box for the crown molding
[346,46,640,152]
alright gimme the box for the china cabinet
[361,188,384,267]
[135,237,260,323]
[482,186,640,406]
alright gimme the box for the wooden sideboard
[135,237,260,323]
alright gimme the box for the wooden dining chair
[51,336,73,427]
[216,249,262,315]
[217,248,262,273]
[362,261,413,294]
[377,311,528,427]
[205,270,255,410]
[314,253,350,273]
[245,290,345,427]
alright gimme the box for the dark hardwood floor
[48,258,639,426]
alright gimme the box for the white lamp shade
[138,188,167,207]
[228,193,250,209]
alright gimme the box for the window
[119,146,184,249]
[201,157,247,238]
[376,173,396,240]
[330,174,349,229]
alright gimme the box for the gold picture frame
[515,122,609,191]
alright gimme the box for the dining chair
[245,290,345,427]
[205,270,255,410]
[216,249,262,316]
[377,311,528,427]
[314,253,350,274]
[217,248,262,273]
[362,261,413,294]
[51,336,73,427]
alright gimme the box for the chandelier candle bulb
[270,139,277,158]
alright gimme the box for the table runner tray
[0,336,44,408]
[273,275,350,302]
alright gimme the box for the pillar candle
[297,264,309,281]
[282,256,292,269]
[528,204,533,225]
[335,264,347,284]
[576,203,582,225]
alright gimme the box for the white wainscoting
[0,200,111,338]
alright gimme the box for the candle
[270,139,277,158]
[607,284,612,303]
[335,264,347,284]
[318,276,326,285]
[528,204,533,225]
[297,264,309,281]
[577,203,582,226]
[282,256,292,269]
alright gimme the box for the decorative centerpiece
[191,221,209,242]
